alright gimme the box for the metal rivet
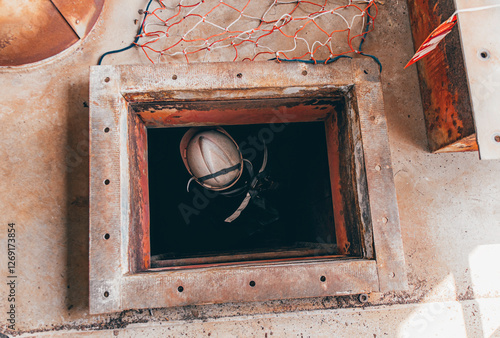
[375,165,381,171]
[249,281,256,287]
[236,73,243,78]
[478,49,490,60]
[320,276,326,282]
[302,70,307,76]
[76,19,80,24]
[382,217,388,224]
[358,293,368,303]
[104,233,110,240]
[104,127,110,133]
[104,77,110,83]
[104,179,110,185]
[172,75,177,80]
[494,134,500,143]
[104,291,109,297]
[178,286,184,292]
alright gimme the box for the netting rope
[133,0,378,64]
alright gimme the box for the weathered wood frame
[89,59,407,314]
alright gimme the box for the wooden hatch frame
[89,59,407,314]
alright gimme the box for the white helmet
[180,127,243,191]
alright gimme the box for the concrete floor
[1,0,500,336]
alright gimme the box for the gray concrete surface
[1,0,500,336]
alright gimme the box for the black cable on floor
[97,0,154,65]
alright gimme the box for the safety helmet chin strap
[186,162,242,192]
[197,163,242,183]
[225,141,268,223]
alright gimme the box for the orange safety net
[135,0,378,64]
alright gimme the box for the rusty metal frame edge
[89,60,406,314]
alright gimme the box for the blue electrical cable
[359,52,382,72]
[358,6,371,52]
[269,55,352,64]
[97,0,154,65]
[357,6,382,73]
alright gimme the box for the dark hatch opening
[147,122,338,267]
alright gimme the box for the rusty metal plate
[0,0,103,66]
[50,0,103,39]
[89,60,406,314]
[406,0,477,153]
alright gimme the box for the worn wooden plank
[352,59,408,291]
[89,66,125,314]
[122,259,378,309]
[118,61,354,97]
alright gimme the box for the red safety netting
[135,0,378,64]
